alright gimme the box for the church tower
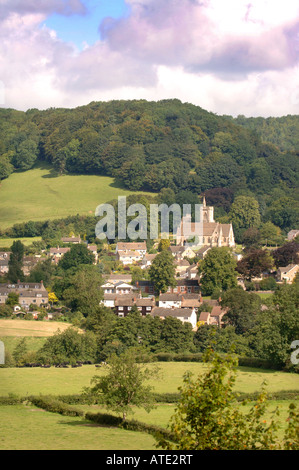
[201,195,214,223]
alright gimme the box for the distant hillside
[225,114,299,153]
[0,99,298,234]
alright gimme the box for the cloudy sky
[0,0,299,116]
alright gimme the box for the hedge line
[1,388,298,407]
[153,353,299,372]
[85,411,176,442]
[29,395,84,417]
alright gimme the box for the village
[1,199,298,331]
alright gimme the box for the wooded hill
[0,99,298,233]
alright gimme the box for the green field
[1,362,299,397]
[0,237,42,248]
[0,404,157,450]
[1,320,298,450]
[0,163,153,229]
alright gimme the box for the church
[175,196,235,248]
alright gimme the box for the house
[114,295,156,317]
[175,197,235,248]
[115,242,147,265]
[158,293,201,309]
[180,294,202,309]
[117,250,144,265]
[101,280,138,295]
[168,245,196,260]
[198,305,228,327]
[185,263,199,280]
[151,307,198,330]
[196,246,211,260]
[107,274,132,283]
[0,281,48,310]
[175,259,190,276]
[137,279,200,295]
[22,256,40,276]
[277,264,299,284]
[116,241,147,265]
[61,235,81,244]
[158,293,182,308]
[49,247,70,264]
[210,305,228,327]
[141,253,157,269]
[87,244,98,264]
[0,252,10,275]
[287,230,299,241]
[116,241,147,255]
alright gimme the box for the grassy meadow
[0,163,153,229]
[0,319,299,450]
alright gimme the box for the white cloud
[0,0,298,116]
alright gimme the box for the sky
[0,0,299,117]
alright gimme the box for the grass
[0,319,75,337]
[0,362,298,398]
[0,404,157,450]
[0,163,153,229]
[0,237,42,249]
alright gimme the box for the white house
[101,280,138,295]
[151,307,198,330]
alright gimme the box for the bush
[85,412,176,442]
[29,396,84,417]
[258,277,277,291]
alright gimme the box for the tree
[241,227,261,250]
[0,153,13,180]
[229,196,261,242]
[198,247,238,296]
[220,287,262,335]
[247,282,299,368]
[58,243,94,271]
[259,221,284,246]
[13,338,28,366]
[157,347,299,450]
[158,239,170,252]
[272,240,299,268]
[265,197,299,231]
[12,139,38,170]
[61,265,103,316]
[5,292,19,307]
[37,327,97,365]
[236,248,274,281]
[86,348,159,422]
[149,250,176,294]
[8,240,25,283]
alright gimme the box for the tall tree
[236,248,274,281]
[229,196,261,242]
[61,265,103,316]
[86,348,159,422]
[149,250,176,294]
[58,243,95,271]
[8,240,25,282]
[198,247,237,296]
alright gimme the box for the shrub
[29,396,84,417]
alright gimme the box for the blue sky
[44,0,130,49]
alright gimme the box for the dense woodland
[0,100,299,228]
[0,99,298,241]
